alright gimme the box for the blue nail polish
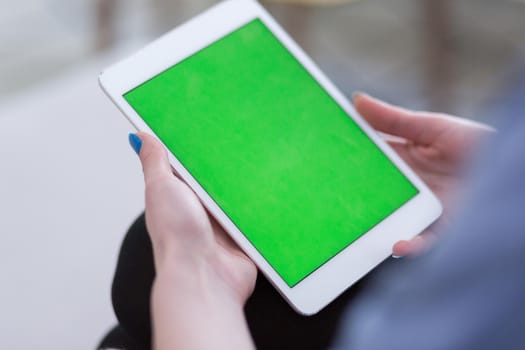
[129,133,142,155]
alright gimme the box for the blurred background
[1,0,525,349]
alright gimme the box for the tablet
[99,0,442,315]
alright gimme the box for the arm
[152,261,253,350]
[337,110,525,350]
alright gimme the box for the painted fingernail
[129,133,142,155]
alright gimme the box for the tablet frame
[99,0,442,315]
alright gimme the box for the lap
[111,213,372,350]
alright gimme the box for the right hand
[353,93,495,257]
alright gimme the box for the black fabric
[97,325,142,350]
[245,272,366,349]
[111,214,155,350]
[109,213,385,350]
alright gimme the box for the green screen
[124,19,418,287]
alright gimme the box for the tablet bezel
[99,0,442,315]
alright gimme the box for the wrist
[151,265,254,350]
[153,248,246,308]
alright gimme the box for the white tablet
[99,0,442,315]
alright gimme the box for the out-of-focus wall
[3,0,525,120]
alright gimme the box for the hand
[135,132,257,303]
[132,132,257,349]
[353,93,495,257]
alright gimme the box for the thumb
[130,132,172,183]
[353,93,441,144]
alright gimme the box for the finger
[135,132,173,184]
[392,233,436,257]
[353,93,443,145]
[393,238,424,257]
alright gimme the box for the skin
[134,94,494,349]
[352,94,494,255]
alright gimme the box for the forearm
[151,260,255,350]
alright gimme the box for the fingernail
[129,133,142,155]
[392,255,403,259]
[352,91,368,102]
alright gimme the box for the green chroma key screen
[124,19,418,287]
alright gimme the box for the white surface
[101,0,441,315]
[0,55,144,349]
